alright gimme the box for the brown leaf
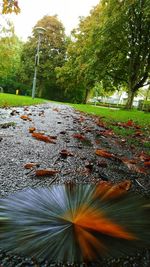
[73,133,86,141]
[144,161,150,168]
[24,163,40,169]
[20,115,32,121]
[35,169,59,176]
[95,180,131,200]
[29,127,36,133]
[53,108,59,112]
[99,130,114,137]
[96,121,106,128]
[134,130,143,137]
[60,149,74,158]
[48,135,57,140]
[32,132,56,143]
[139,151,150,162]
[122,158,146,174]
[95,149,114,159]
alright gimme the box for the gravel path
[0,103,150,267]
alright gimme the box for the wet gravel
[0,103,150,267]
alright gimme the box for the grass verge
[70,104,150,127]
[0,93,46,107]
[70,104,150,149]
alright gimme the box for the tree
[56,13,99,103]
[0,18,23,93]
[86,0,150,109]
[19,15,67,100]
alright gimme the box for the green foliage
[0,19,23,91]
[57,0,150,107]
[88,0,150,108]
[18,15,67,101]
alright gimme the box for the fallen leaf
[35,169,59,176]
[29,127,36,133]
[10,110,20,116]
[144,161,150,168]
[20,115,32,121]
[73,133,86,141]
[95,180,132,200]
[122,159,146,174]
[24,162,40,169]
[32,132,56,143]
[99,130,114,137]
[126,120,134,127]
[96,121,106,128]
[60,149,74,158]
[139,151,150,162]
[95,149,114,159]
[134,130,143,137]
[53,108,59,112]
[48,135,57,140]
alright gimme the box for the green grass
[70,104,150,149]
[0,93,46,107]
[70,104,150,128]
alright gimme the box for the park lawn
[0,93,46,107]
[70,104,150,150]
[71,104,150,128]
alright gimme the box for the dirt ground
[0,103,150,267]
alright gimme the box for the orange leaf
[95,149,114,159]
[24,163,40,169]
[32,132,56,143]
[20,115,32,121]
[95,180,131,200]
[73,133,86,141]
[29,127,36,133]
[144,161,150,168]
[126,120,134,127]
[35,169,59,176]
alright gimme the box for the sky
[4,0,100,40]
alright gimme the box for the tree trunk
[125,89,135,109]
[83,88,90,104]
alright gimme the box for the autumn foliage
[2,0,20,14]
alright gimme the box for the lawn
[71,104,150,128]
[70,104,150,150]
[0,93,46,107]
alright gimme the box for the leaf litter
[0,103,150,266]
